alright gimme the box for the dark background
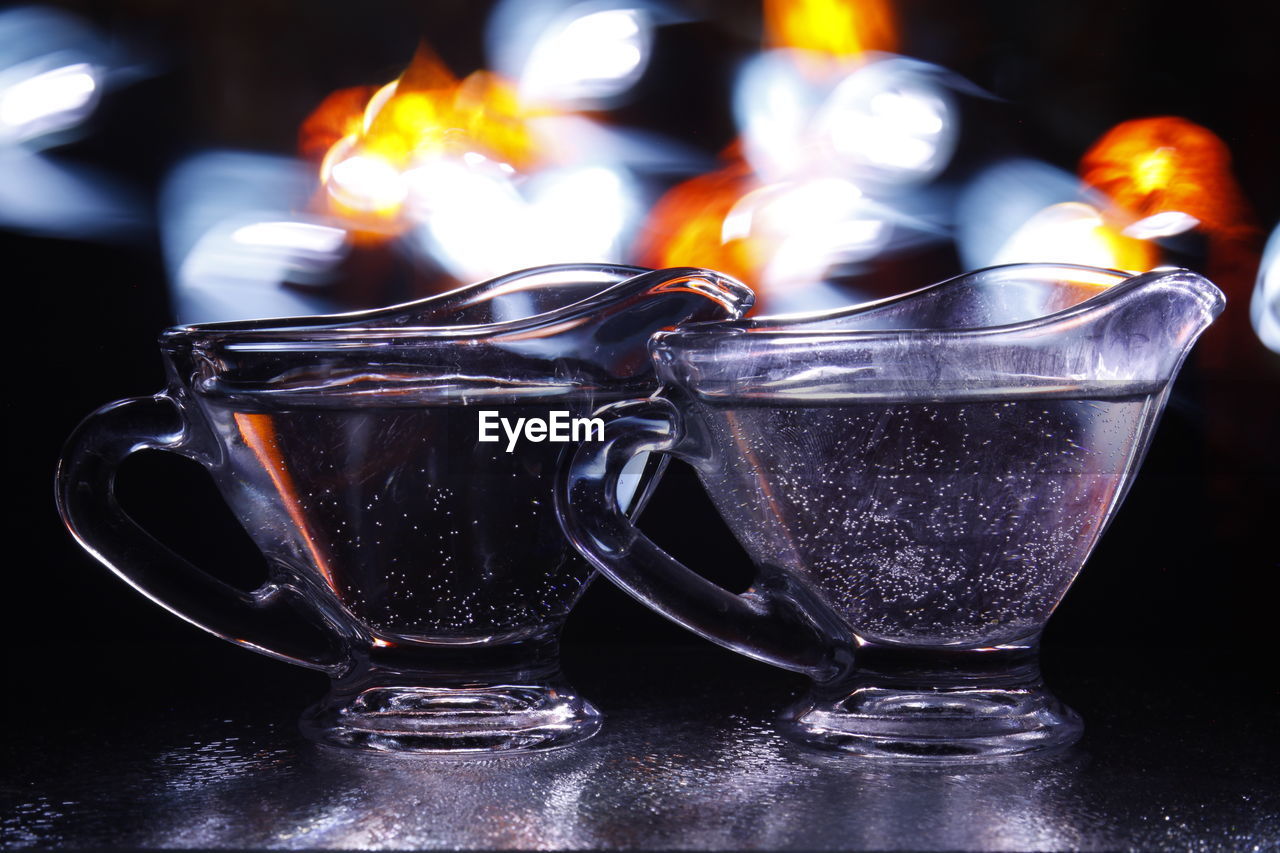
[10,0,1279,726]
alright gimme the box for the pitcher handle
[55,394,346,674]
[557,397,850,681]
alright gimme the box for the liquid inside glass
[198,389,618,644]
[690,382,1162,647]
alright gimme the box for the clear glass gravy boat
[560,263,1224,760]
[57,263,752,754]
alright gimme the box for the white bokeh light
[993,202,1128,269]
[1251,224,1279,354]
[231,221,349,256]
[519,7,651,104]
[816,62,954,184]
[328,155,409,212]
[1122,210,1201,239]
[0,61,99,141]
[409,158,635,283]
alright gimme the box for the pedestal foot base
[302,682,602,755]
[781,682,1082,761]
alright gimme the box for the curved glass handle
[55,395,345,674]
[557,397,851,681]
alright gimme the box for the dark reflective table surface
[5,644,1277,850]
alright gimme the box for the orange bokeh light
[635,156,762,288]
[299,44,545,230]
[1080,116,1245,236]
[1094,221,1159,272]
[765,0,898,60]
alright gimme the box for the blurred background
[10,0,1277,702]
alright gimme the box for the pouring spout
[1129,267,1226,345]
[1069,268,1225,385]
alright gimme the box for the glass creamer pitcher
[560,264,1224,760]
[57,263,752,754]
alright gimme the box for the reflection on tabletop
[6,647,1274,850]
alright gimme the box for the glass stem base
[779,644,1082,761]
[300,635,601,755]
